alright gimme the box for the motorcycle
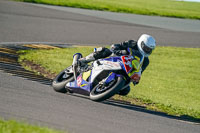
[52,49,144,102]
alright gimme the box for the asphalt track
[0,0,200,47]
[0,0,200,133]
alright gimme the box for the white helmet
[137,34,156,57]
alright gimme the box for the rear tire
[52,67,74,93]
[118,86,130,96]
[90,76,125,102]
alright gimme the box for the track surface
[0,0,200,47]
[0,1,200,133]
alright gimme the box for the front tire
[52,67,74,93]
[90,76,125,102]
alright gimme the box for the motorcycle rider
[79,34,156,95]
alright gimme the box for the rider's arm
[111,40,137,50]
[110,40,137,55]
[141,57,149,73]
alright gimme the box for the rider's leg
[79,47,112,65]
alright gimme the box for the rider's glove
[131,70,141,85]
[113,50,128,56]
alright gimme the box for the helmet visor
[141,41,152,55]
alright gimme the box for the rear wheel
[90,76,125,102]
[52,66,74,93]
[118,86,130,96]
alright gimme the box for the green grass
[18,46,200,120]
[18,46,95,73]
[17,0,200,19]
[0,118,63,133]
[126,47,200,118]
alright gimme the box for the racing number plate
[121,55,133,73]
[77,75,82,86]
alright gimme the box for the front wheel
[52,66,74,93]
[90,76,125,102]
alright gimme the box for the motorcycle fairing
[90,59,121,83]
[82,70,91,81]
[66,74,91,92]
[121,55,134,73]
[104,72,122,85]
[121,55,144,79]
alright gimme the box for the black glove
[121,40,137,49]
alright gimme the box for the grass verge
[0,118,63,133]
[18,46,200,120]
[16,0,200,20]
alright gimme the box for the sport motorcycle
[52,49,144,101]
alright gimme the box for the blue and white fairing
[90,58,122,83]
[65,73,91,93]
